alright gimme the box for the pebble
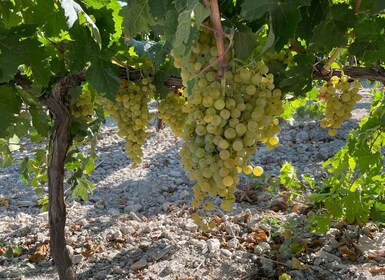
[178,190,190,200]
[227,238,238,249]
[16,201,35,207]
[71,254,83,264]
[130,258,147,270]
[295,131,310,143]
[207,238,221,252]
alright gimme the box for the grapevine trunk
[40,72,86,280]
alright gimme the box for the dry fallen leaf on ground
[28,243,50,263]
[291,257,310,270]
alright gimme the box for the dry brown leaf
[68,224,81,233]
[368,266,385,273]
[81,248,94,258]
[291,257,310,270]
[0,247,6,255]
[340,246,359,261]
[0,197,10,207]
[368,249,385,259]
[291,203,302,212]
[28,243,50,263]
[93,244,104,253]
[111,241,123,249]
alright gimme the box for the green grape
[70,90,94,121]
[319,75,361,135]
[171,25,283,229]
[158,91,188,137]
[98,79,154,166]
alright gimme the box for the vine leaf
[311,4,357,49]
[30,106,50,138]
[297,0,329,40]
[240,0,311,50]
[32,0,67,37]
[0,85,22,138]
[87,58,120,100]
[233,30,259,60]
[279,54,314,95]
[60,0,102,47]
[174,10,193,55]
[0,34,50,84]
[120,0,154,37]
[349,17,385,65]
[173,0,209,57]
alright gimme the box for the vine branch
[320,48,343,76]
[313,65,385,84]
[207,0,227,78]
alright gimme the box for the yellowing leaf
[291,257,310,270]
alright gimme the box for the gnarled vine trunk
[40,72,86,280]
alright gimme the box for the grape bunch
[158,91,188,137]
[264,49,293,66]
[96,79,155,166]
[172,27,283,229]
[70,90,94,121]
[319,75,362,136]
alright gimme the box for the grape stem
[355,0,361,12]
[320,48,342,76]
[206,0,227,78]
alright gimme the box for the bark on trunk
[40,71,86,280]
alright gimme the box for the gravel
[1,92,384,279]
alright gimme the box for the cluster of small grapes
[171,27,283,230]
[96,79,155,166]
[264,49,293,66]
[158,91,188,137]
[319,75,361,136]
[70,91,94,121]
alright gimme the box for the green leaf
[240,0,311,50]
[279,54,314,95]
[87,58,120,99]
[33,0,67,37]
[125,39,170,67]
[349,17,385,64]
[173,10,192,55]
[0,86,22,138]
[153,60,179,99]
[81,0,110,9]
[311,4,357,49]
[193,2,210,25]
[297,0,329,40]
[120,0,154,37]
[308,213,330,233]
[29,106,50,137]
[234,30,259,60]
[85,157,95,174]
[163,8,179,42]
[370,200,385,223]
[148,0,170,20]
[60,0,102,47]
[0,35,50,84]
[325,198,343,218]
[5,247,13,259]
[343,191,370,224]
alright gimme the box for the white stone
[207,238,221,252]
